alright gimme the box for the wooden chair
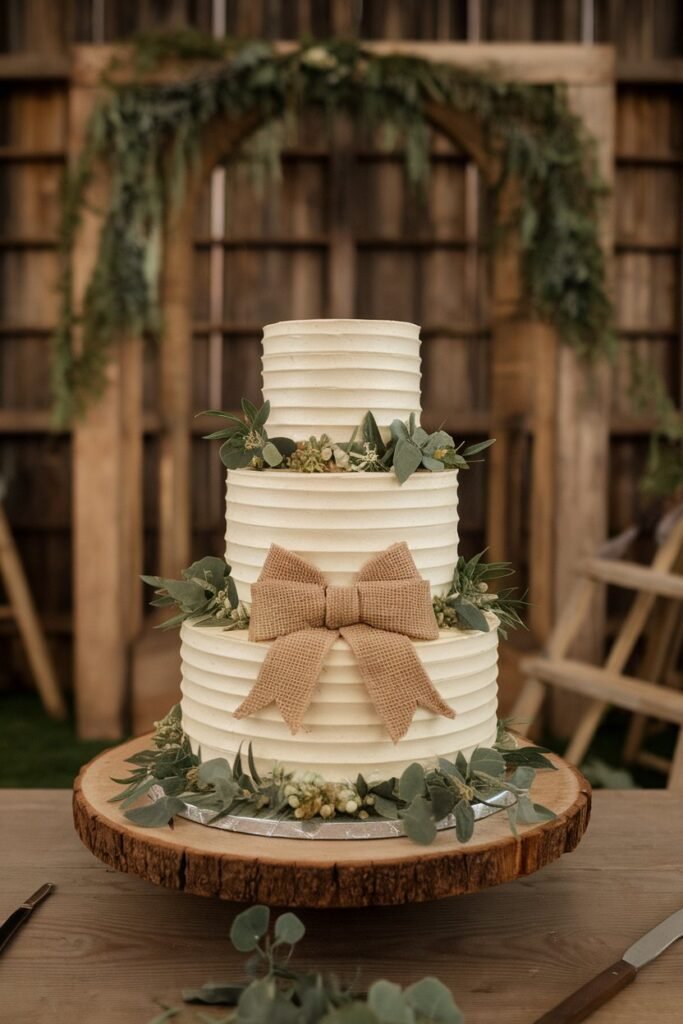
[0,501,66,719]
[512,513,683,788]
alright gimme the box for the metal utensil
[0,883,55,955]
[533,907,683,1023]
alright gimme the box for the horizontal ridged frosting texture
[180,619,499,779]
[225,468,459,601]
[262,319,421,438]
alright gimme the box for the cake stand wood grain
[73,734,591,908]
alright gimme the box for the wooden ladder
[512,514,683,788]
[0,503,66,719]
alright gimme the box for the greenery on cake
[435,551,527,639]
[142,551,525,637]
[161,903,466,1021]
[141,556,248,631]
[53,33,614,424]
[112,706,555,845]
[202,402,495,484]
[201,398,297,470]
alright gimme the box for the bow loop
[249,580,325,641]
[356,579,439,640]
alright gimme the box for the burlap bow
[234,542,455,742]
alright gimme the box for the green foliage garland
[54,32,614,423]
[151,903,466,1021]
[113,706,555,846]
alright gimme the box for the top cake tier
[262,319,422,439]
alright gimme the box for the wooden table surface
[1,789,681,1024]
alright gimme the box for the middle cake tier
[225,468,459,602]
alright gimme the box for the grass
[0,691,118,787]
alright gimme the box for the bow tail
[340,624,455,742]
[233,628,337,734]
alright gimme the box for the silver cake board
[150,784,514,840]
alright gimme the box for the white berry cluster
[283,773,377,821]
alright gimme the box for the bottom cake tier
[180,618,499,780]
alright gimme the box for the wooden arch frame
[69,42,614,738]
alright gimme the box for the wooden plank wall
[0,0,681,703]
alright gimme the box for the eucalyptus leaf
[262,440,284,467]
[421,455,445,471]
[400,796,437,845]
[368,980,414,1024]
[427,784,456,822]
[230,905,270,952]
[398,762,426,803]
[125,795,186,828]
[392,438,423,484]
[183,555,227,591]
[448,599,489,633]
[470,747,506,778]
[462,439,496,457]
[274,911,306,946]
[360,410,386,457]
[389,418,410,442]
[405,978,464,1024]
[371,794,400,820]
[516,795,556,825]
[270,436,297,459]
[241,397,258,421]
[247,743,263,785]
[220,443,254,469]
[454,799,475,843]
[507,765,535,790]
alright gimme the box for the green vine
[54,32,614,423]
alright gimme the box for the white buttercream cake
[180,319,499,778]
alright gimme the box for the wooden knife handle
[533,959,637,1024]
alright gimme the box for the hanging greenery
[53,30,615,424]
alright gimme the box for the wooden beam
[70,43,615,89]
[579,558,683,599]
[70,70,144,739]
[521,657,683,726]
[0,505,66,720]
[0,52,69,81]
[617,59,683,84]
[546,78,614,736]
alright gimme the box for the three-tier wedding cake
[179,319,499,780]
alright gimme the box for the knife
[533,907,683,1023]
[0,883,55,955]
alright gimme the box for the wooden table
[1,790,681,1024]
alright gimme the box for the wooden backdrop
[0,0,681,731]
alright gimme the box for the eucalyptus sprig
[435,551,528,639]
[173,903,466,1022]
[387,413,495,484]
[201,398,296,470]
[141,555,247,630]
[113,708,555,846]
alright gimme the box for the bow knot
[234,542,455,742]
[325,585,360,629]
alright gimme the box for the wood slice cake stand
[73,735,591,908]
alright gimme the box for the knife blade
[0,883,55,955]
[533,907,683,1023]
